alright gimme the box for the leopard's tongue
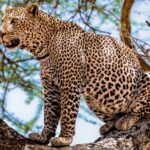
[5,41,11,46]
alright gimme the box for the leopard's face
[0,4,40,51]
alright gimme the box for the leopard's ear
[25,3,38,16]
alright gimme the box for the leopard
[0,3,150,147]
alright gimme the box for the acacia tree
[0,0,149,150]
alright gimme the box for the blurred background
[0,0,149,145]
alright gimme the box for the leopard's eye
[10,18,18,24]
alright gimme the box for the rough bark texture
[0,118,150,150]
[120,0,150,71]
[0,119,34,150]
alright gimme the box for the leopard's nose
[0,30,2,44]
[0,26,3,37]
[0,25,6,37]
[0,27,6,44]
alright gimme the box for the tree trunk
[0,118,150,150]
[120,0,150,71]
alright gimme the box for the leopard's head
[0,3,42,51]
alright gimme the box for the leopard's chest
[40,59,60,86]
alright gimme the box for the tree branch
[0,118,150,150]
[120,0,150,71]
[0,119,34,150]
[120,0,134,48]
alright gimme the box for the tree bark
[120,0,150,71]
[0,118,150,150]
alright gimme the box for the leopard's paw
[29,132,51,145]
[51,137,72,147]
[99,122,115,135]
[115,115,139,131]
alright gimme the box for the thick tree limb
[0,119,34,150]
[120,0,134,48]
[0,118,150,150]
[120,0,150,71]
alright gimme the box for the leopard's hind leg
[116,73,150,131]
[115,113,140,131]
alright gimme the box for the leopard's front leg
[51,85,80,147]
[29,75,61,145]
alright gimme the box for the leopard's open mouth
[4,38,20,49]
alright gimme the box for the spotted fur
[0,3,149,147]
